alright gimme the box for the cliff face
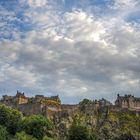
[1,93,140,140]
[51,105,140,140]
[98,109,140,140]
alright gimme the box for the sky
[0,0,140,104]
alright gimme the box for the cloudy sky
[0,0,140,103]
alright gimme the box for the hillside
[0,99,140,140]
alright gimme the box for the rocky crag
[0,92,140,140]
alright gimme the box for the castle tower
[15,91,28,105]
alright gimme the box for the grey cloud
[0,1,140,103]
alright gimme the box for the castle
[0,91,62,117]
[0,91,140,118]
[115,94,140,110]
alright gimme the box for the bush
[20,115,53,140]
[0,104,23,134]
[0,125,10,140]
[88,132,99,140]
[68,125,90,140]
[12,131,37,140]
[114,133,136,140]
[43,136,58,140]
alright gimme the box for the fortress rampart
[0,91,140,118]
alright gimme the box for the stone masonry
[0,92,140,118]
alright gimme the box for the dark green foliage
[68,125,89,140]
[0,104,54,140]
[12,131,37,140]
[0,104,23,134]
[68,122,98,140]
[114,133,136,140]
[79,99,93,112]
[88,132,99,140]
[0,125,10,140]
[43,136,58,140]
[79,99,92,105]
[20,115,53,140]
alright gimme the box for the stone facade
[1,91,28,106]
[61,104,79,115]
[115,94,140,110]
[0,91,61,118]
[0,92,140,118]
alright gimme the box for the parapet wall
[61,104,78,111]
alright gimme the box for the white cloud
[113,0,137,9]
[0,64,39,87]
[63,11,105,41]
[0,0,140,102]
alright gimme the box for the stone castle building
[0,91,62,118]
[0,92,140,118]
[115,94,140,111]
[2,91,28,106]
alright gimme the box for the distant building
[0,91,61,118]
[115,94,140,110]
[1,92,140,118]
[99,98,112,107]
[1,91,28,106]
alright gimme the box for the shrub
[0,104,23,134]
[20,115,53,140]
[68,125,90,140]
[12,131,37,140]
[0,125,10,140]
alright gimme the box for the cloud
[112,0,137,9]
[0,64,38,87]
[0,0,140,103]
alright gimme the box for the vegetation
[42,100,60,107]
[20,115,53,140]
[68,124,98,140]
[0,103,140,140]
[0,104,23,134]
[0,104,55,140]
[79,99,93,105]
[0,125,10,140]
[12,131,37,140]
[98,111,140,140]
[69,125,89,140]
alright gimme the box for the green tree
[68,125,90,140]
[43,136,58,140]
[79,99,93,113]
[79,99,92,105]
[20,115,53,140]
[0,125,10,140]
[0,104,23,134]
[12,131,37,140]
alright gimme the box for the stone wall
[17,103,62,118]
[1,93,140,118]
[18,97,28,104]
[61,104,78,113]
[17,103,44,116]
